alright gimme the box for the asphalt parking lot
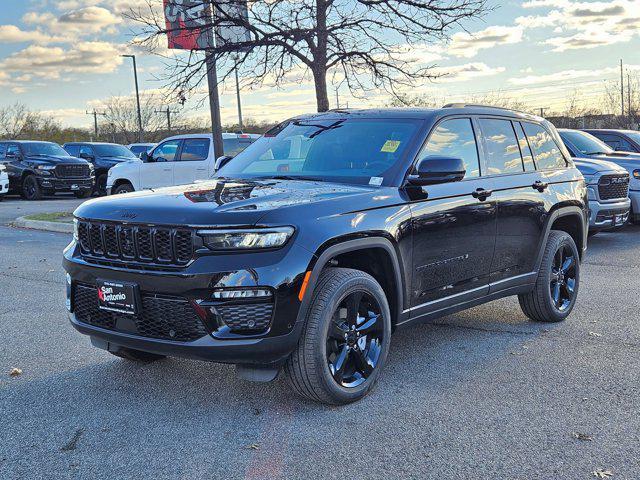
[1,204,639,479]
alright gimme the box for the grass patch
[24,212,74,223]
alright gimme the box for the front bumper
[38,176,94,192]
[0,173,8,195]
[588,197,631,230]
[63,241,314,366]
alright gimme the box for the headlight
[35,165,55,176]
[633,169,640,179]
[198,227,294,251]
[73,218,79,241]
[587,186,597,201]
[581,174,595,185]
[0,164,6,172]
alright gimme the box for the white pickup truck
[107,133,259,194]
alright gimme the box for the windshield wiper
[258,175,321,181]
[587,151,611,155]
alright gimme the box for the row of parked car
[0,133,259,201]
[0,123,638,235]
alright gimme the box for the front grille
[73,283,209,342]
[56,164,90,178]
[598,174,629,200]
[212,303,274,332]
[77,220,194,268]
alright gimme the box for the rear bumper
[38,176,94,192]
[588,198,630,230]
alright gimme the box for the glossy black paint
[0,140,93,195]
[63,107,588,368]
[63,142,136,195]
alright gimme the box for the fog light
[212,288,272,300]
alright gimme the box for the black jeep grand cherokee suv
[64,106,588,404]
[0,141,94,200]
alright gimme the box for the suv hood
[573,157,627,175]
[25,154,87,166]
[74,177,384,226]
[99,155,137,163]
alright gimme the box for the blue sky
[0,0,638,128]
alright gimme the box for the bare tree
[602,73,640,129]
[128,0,489,112]
[0,103,45,139]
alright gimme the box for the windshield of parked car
[94,144,137,158]
[560,130,613,155]
[22,142,69,157]
[217,118,422,185]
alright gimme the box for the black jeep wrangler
[0,141,94,200]
[63,106,588,405]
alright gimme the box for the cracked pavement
[1,198,639,479]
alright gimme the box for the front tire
[519,230,580,323]
[95,174,108,196]
[284,268,391,405]
[113,182,134,195]
[21,175,42,200]
[73,190,92,199]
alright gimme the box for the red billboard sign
[163,0,214,50]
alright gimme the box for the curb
[12,216,73,234]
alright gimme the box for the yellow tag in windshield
[381,140,401,153]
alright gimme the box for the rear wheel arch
[296,237,405,329]
[535,206,586,271]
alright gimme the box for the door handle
[163,168,171,172]
[532,180,549,192]
[471,188,493,200]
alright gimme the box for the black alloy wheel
[326,291,384,388]
[22,175,42,200]
[549,243,577,312]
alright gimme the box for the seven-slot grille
[56,164,91,178]
[73,283,208,341]
[77,220,194,267]
[598,174,629,201]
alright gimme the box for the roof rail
[442,103,532,115]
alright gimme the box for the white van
[107,133,259,194]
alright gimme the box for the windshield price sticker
[381,140,401,153]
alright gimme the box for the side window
[223,138,241,157]
[515,123,535,171]
[522,123,566,170]
[479,118,523,175]
[152,140,180,162]
[0,143,6,159]
[6,144,21,158]
[180,138,210,161]
[79,145,93,157]
[419,118,480,178]
[65,145,80,157]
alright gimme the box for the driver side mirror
[6,151,21,160]
[79,152,94,161]
[140,151,153,162]
[215,155,233,171]
[408,156,466,186]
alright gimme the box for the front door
[141,139,179,189]
[409,117,497,313]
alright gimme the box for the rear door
[476,117,547,286]
[174,137,211,185]
[409,117,497,313]
[141,139,179,189]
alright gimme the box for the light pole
[121,54,144,142]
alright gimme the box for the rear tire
[284,268,391,405]
[109,348,166,362]
[95,174,108,196]
[519,230,580,323]
[21,175,42,200]
[113,182,134,195]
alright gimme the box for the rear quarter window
[522,123,566,170]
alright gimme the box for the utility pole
[205,53,225,158]
[335,87,340,109]
[620,59,624,117]
[154,107,178,133]
[234,65,243,130]
[122,54,144,142]
[628,73,632,119]
[85,109,107,140]
[538,107,548,117]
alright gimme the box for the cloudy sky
[0,0,639,129]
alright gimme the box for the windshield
[560,130,613,155]
[94,144,137,158]
[22,142,68,157]
[217,118,422,185]
[624,131,640,146]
